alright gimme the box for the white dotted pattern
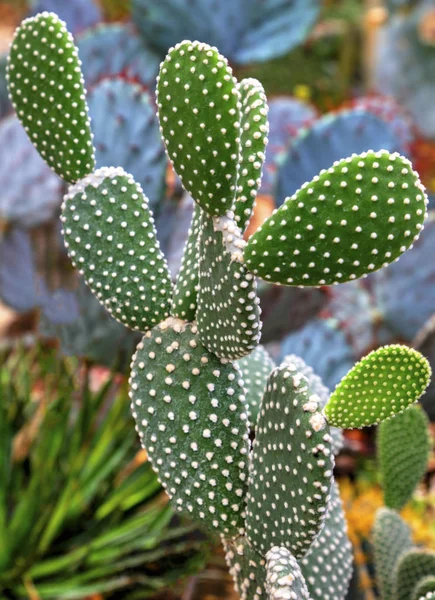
[224,537,267,600]
[266,546,310,600]
[236,345,275,426]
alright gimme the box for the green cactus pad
[373,508,413,600]
[266,547,310,600]
[413,578,435,600]
[394,550,435,600]
[129,319,250,537]
[197,211,261,360]
[171,204,201,321]
[234,78,268,232]
[282,354,344,455]
[224,537,266,600]
[245,361,334,558]
[324,345,431,429]
[378,405,430,510]
[7,12,95,183]
[301,480,353,600]
[156,40,241,216]
[244,151,428,286]
[61,166,173,332]
[236,345,275,426]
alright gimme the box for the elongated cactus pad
[373,508,413,600]
[246,361,333,558]
[301,480,353,600]
[171,204,201,321]
[224,537,266,600]
[234,78,268,231]
[129,319,250,536]
[324,345,431,428]
[378,405,430,509]
[197,211,261,360]
[266,547,310,600]
[156,40,241,216]
[7,12,95,183]
[236,345,275,426]
[413,578,435,600]
[244,151,428,286]
[61,166,173,331]
[394,550,435,600]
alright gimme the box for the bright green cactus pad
[224,537,266,600]
[378,405,430,510]
[7,12,95,183]
[61,166,173,332]
[413,578,435,600]
[394,550,435,600]
[373,508,413,600]
[156,40,241,216]
[197,211,261,360]
[266,547,310,600]
[324,345,431,428]
[236,345,275,426]
[171,204,201,321]
[245,361,334,558]
[129,318,250,537]
[244,151,428,286]
[234,78,268,232]
[301,480,353,600]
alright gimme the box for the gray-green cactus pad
[245,361,334,558]
[197,211,261,360]
[413,578,435,600]
[7,12,95,183]
[301,480,353,600]
[129,319,250,537]
[61,166,173,332]
[236,345,275,426]
[417,594,435,600]
[282,354,344,455]
[235,78,268,232]
[266,546,310,600]
[394,550,435,600]
[244,151,428,286]
[378,405,430,510]
[171,203,201,321]
[156,40,240,216]
[224,537,267,600]
[325,345,431,429]
[373,508,413,600]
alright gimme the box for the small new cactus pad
[394,550,435,600]
[7,12,95,183]
[266,547,310,600]
[156,40,240,216]
[244,151,428,286]
[224,537,267,600]
[378,405,430,509]
[234,78,268,232]
[282,354,344,455]
[413,578,435,600]
[245,362,333,558]
[61,166,173,331]
[236,345,276,426]
[171,204,201,321]
[129,319,250,536]
[373,508,413,600]
[324,345,431,428]
[197,211,261,360]
[301,480,353,600]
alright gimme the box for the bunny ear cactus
[394,550,435,600]
[265,547,310,600]
[236,345,276,425]
[413,579,435,600]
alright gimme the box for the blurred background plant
[1,0,435,598]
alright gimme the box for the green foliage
[236,345,275,425]
[266,546,310,600]
[224,537,266,600]
[7,13,95,182]
[324,345,431,428]
[394,550,435,600]
[373,508,413,600]
[378,405,430,510]
[413,578,435,600]
[0,347,206,599]
[244,151,428,286]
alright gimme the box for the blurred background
[0,0,434,598]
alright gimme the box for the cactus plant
[0,54,11,119]
[413,578,435,600]
[394,550,435,600]
[7,14,434,599]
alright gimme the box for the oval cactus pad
[244,151,428,286]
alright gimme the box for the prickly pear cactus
[236,345,275,425]
[265,546,310,600]
[413,578,435,600]
[394,550,435,600]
